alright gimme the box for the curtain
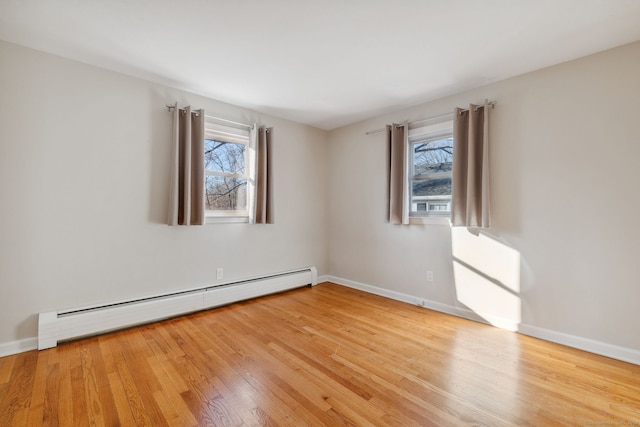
[451,101,490,228]
[388,122,410,225]
[168,105,205,226]
[252,126,273,224]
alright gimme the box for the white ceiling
[1,1,640,130]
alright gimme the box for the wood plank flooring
[1,282,639,426]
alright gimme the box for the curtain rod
[166,104,253,129]
[365,100,496,135]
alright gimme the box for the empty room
[1,1,640,425]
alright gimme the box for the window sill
[409,216,451,226]
[205,215,249,224]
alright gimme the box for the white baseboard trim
[518,323,640,366]
[0,337,38,358]
[317,275,331,284]
[4,277,638,365]
[325,275,640,366]
[325,275,417,304]
[326,275,514,327]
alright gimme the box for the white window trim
[205,215,249,225]
[407,119,454,224]
[203,119,254,224]
[409,216,451,226]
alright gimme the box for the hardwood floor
[1,282,639,426]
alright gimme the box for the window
[409,120,453,219]
[203,120,252,220]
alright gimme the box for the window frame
[203,119,254,224]
[407,120,454,226]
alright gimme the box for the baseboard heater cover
[38,266,317,350]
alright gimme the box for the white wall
[327,41,640,354]
[0,41,329,348]
[2,38,640,361]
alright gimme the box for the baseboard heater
[38,266,317,350]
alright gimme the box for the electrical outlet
[216,268,223,280]
[427,270,434,282]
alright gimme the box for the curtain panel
[168,105,205,226]
[451,102,491,228]
[252,126,273,224]
[388,122,410,225]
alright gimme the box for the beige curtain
[168,105,205,226]
[451,102,490,228]
[388,122,410,225]
[253,126,273,224]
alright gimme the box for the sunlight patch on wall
[451,228,521,331]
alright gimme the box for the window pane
[205,176,247,211]
[413,137,453,175]
[205,139,245,174]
